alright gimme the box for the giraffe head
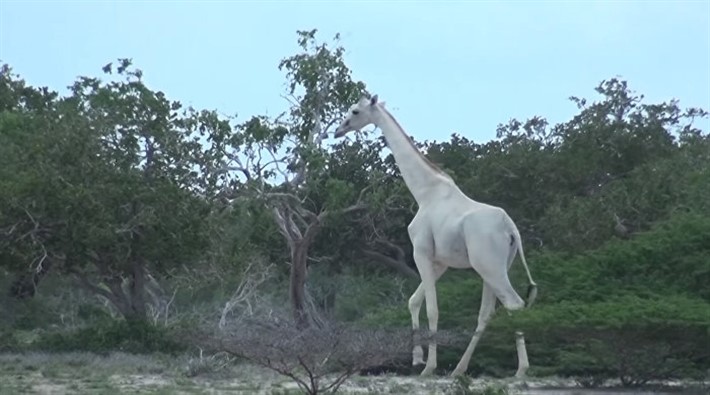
[333,94,385,138]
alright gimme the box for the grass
[0,352,706,394]
[0,352,266,394]
[0,351,529,394]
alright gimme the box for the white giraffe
[333,95,538,377]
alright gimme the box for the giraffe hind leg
[451,282,497,376]
[464,231,525,311]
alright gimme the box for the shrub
[33,318,186,355]
[206,308,412,395]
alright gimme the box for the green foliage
[495,295,710,330]
[319,268,411,322]
[554,324,708,386]
[532,212,710,304]
[0,59,233,320]
[538,138,710,252]
[32,319,186,355]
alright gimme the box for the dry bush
[200,306,412,394]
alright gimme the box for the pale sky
[1,0,709,144]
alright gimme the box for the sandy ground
[0,352,705,395]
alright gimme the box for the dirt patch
[108,374,173,390]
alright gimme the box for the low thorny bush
[189,302,415,395]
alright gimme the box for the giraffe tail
[507,219,538,308]
[516,236,538,308]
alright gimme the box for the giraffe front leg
[408,264,447,368]
[408,283,426,366]
[412,250,440,377]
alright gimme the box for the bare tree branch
[219,259,274,330]
[71,270,129,317]
[362,249,419,280]
[206,307,412,395]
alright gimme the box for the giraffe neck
[373,106,454,204]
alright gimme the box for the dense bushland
[1,29,708,388]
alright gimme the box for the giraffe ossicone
[334,94,538,378]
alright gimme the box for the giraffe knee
[426,306,439,323]
[408,293,422,315]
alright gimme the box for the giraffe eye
[352,110,360,115]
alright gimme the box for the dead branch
[211,306,412,395]
[362,249,419,280]
[218,259,274,330]
[143,272,180,326]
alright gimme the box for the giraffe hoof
[420,366,435,376]
[450,368,465,377]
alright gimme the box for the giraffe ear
[370,94,379,106]
[379,101,386,108]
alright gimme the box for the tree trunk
[322,287,336,316]
[74,269,148,322]
[128,259,148,321]
[290,241,309,329]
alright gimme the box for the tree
[0,60,232,321]
[315,137,420,281]
[216,30,373,328]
